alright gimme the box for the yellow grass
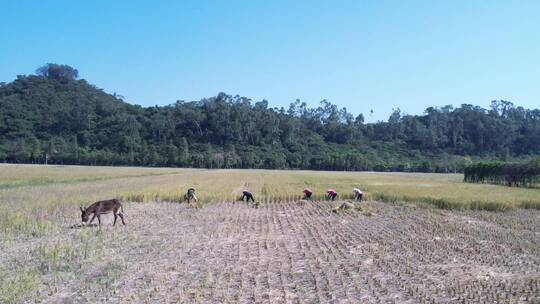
[0,164,184,189]
[1,165,538,239]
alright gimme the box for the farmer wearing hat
[326,189,338,201]
[303,187,313,201]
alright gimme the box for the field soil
[2,200,539,303]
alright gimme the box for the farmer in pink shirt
[326,189,338,201]
[303,188,313,201]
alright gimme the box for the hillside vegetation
[1,64,539,171]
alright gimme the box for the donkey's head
[80,207,89,223]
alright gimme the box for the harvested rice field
[0,165,539,303]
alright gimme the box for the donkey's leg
[97,214,101,226]
[113,212,118,226]
[118,213,126,225]
[88,214,97,224]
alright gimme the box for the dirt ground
[3,200,539,303]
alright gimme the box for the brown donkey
[80,199,125,226]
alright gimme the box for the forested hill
[1,65,539,172]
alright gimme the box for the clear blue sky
[1,0,539,122]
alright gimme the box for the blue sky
[1,0,539,122]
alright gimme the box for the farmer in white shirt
[353,188,363,201]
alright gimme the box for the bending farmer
[326,189,338,201]
[353,188,363,201]
[303,188,313,201]
[241,190,255,202]
[186,188,198,204]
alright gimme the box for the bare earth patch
[2,201,539,303]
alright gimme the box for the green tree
[36,63,78,81]
[177,137,189,166]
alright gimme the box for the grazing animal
[80,199,125,226]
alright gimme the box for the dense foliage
[1,65,539,171]
[35,63,79,82]
[464,158,540,188]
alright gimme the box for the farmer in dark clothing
[326,189,338,201]
[185,188,198,204]
[241,190,255,202]
[303,188,313,201]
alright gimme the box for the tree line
[464,158,540,188]
[0,64,539,171]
